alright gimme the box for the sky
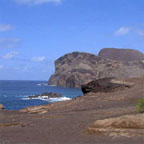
[0,0,144,80]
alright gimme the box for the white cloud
[0,65,4,69]
[0,24,15,32]
[15,0,62,5]
[115,27,131,36]
[0,38,21,49]
[136,30,144,36]
[32,56,46,62]
[2,51,19,59]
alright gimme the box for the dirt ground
[0,78,144,144]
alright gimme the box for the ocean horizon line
[0,79,48,82]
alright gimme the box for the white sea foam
[3,95,8,98]
[22,96,71,102]
[37,84,42,86]
[37,83,48,86]
[48,97,71,102]
[22,97,29,100]
[15,95,29,98]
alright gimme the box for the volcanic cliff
[98,48,144,61]
[48,51,144,88]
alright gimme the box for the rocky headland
[48,49,144,88]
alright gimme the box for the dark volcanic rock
[98,48,144,61]
[81,78,133,94]
[28,92,62,99]
[48,52,144,88]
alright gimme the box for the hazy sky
[0,0,144,80]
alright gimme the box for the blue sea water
[0,80,83,110]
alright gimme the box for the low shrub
[136,98,144,113]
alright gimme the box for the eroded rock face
[48,52,144,88]
[81,78,133,94]
[88,114,144,137]
[98,48,144,61]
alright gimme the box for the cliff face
[98,48,144,61]
[48,52,144,88]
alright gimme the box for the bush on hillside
[136,98,144,113]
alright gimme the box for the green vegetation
[136,98,144,113]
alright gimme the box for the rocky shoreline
[28,92,62,100]
[1,77,144,144]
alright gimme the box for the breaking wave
[37,83,48,86]
[22,96,71,102]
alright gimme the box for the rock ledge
[88,114,144,137]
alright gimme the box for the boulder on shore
[0,104,5,110]
[81,78,133,94]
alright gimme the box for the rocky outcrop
[81,78,133,94]
[48,52,144,88]
[28,92,62,99]
[0,104,5,110]
[98,48,144,61]
[88,114,144,137]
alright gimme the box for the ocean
[0,80,83,110]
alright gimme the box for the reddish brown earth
[0,77,144,144]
